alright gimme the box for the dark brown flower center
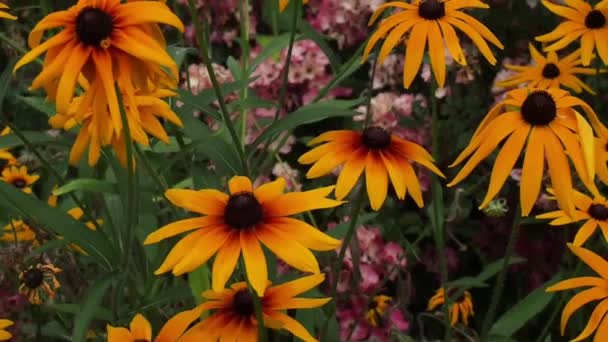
[233,289,255,317]
[23,269,44,289]
[362,126,391,150]
[224,193,263,229]
[520,91,556,126]
[12,178,26,189]
[585,10,606,29]
[0,159,7,170]
[76,7,114,47]
[419,0,445,20]
[589,204,608,220]
[542,63,560,79]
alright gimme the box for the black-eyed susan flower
[13,0,184,135]
[498,43,597,93]
[179,274,330,342]
[537,187,608,246]
[0,319,12,341]
[279,0,308,12]
[365,295,392,327]
[19,263,61,305]
[1,165,40,194]
[50,83,183,166]
[536,0,608,65]
[363,0,503,88]
[427,287,474,326]
[298,127,444,210]
[0,3,16,20]
[1,220,37,244]
[107,307,203,342]
[144,176,342,296]
[448,88,597,217]
[546,244,608,340]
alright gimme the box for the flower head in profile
[0,127,17,169]
[299,127,444,210]
[365,295,393,327]
[13,0,184,136]
[19,263,62,305]
[0,319,13,341]
[546,244,608,341]
[427,287,474,326]
[279,0,309,12]
[0,3,16,20]
[536,0,608,65]
[1,220,37,245]
[50,84,183,167]
[179,274,330,342]
[107,307,203,342]
[537,187,608,247]
[363,0,503,88]
[1,165,40,194]
[144,176,342,296]
[498,43,597,94]
[586,115,608,185]
[448,88,597,217]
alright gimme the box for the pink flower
[381,242,406,267]
[359,264,381,292]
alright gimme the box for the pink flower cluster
[306,0,383,48]
[332,225,410,340]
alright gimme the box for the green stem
[429,81,451,342]
[116,89,137,269]
[273,1,300,122]
[481,204,522,337]
[4,122,103,233]
[363,54,379,128]
[238,0,251,144]
[187,0,250,178]
[321,187,365,339]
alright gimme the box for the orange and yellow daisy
[50,84,183,166]
[547,244,608,341]
[144,176,342,296]
[536,0,608,65]
[298,127,444,210]
[107,307,203,342]
[448,88,596,217]
[179,274,330,342]
[19,263,62,305]
[1,165,40,194]
[0,3,16,20]
[0,319,13,341]
[537,187,608,246]
[498,43,597,93]
[427,287,474,326]
[279,0,308,12]
[363,0,503,88]
[14,0,184,136]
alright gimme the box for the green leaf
[252,98,365,145]
[0,182,118,268]
[71,272,120,342]
[447,257,526,289]
[328,213,377,239]
[47,303,113,321]
[0,59,16,113]
[298,21,341,72]
[17,96,55,117]
[189,264,211,304]
[0,131,62,149]
[488,273,562,337]
[53,179,118,196]
[168,46,197,69]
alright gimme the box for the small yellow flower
[19,263,62,305]
[0,319,13,341]
[0,3,16,20]
[547,244,608,340]
[498,43,597,94]
[1,220,37,245]
[1,165,40,194]
[365,295,393,327]
[427,287,474,326]
[107,307,203,342]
